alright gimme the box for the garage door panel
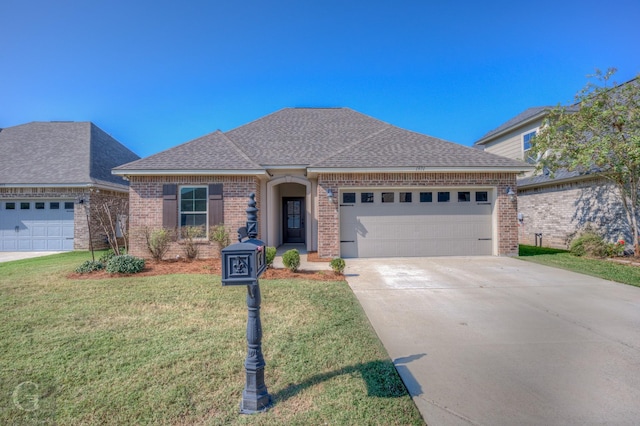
[340,189,493,258]
[0,200,74,251]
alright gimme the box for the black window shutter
[162,184,178,229]
[209,183,224,226]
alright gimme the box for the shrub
[181,226,204,260]
[282,249,300,272]
[144,227,174,262]
[99,248,126,264]
[106,255,145,274]
[75,260,104,274]
[570,230,608,258]
[266,247,277,268]
[330,257,346,274]
[210,224,231,249]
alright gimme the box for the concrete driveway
[345,256,640,425]
[0,252,64,263]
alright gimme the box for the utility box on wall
[221,239,266,286]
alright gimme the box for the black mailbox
[221,238,266,286]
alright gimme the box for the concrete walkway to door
[345,256,640,425]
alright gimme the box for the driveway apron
[345,257,640,426]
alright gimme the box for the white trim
[307,166,533,175]
[112,169,268,176]
[0,182,128,192]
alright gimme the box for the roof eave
[517,172,598,189]
[307,166,533,177]
[112,169,269,177]
[474,111,548,146]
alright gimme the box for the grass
[518,245,640,287]
[0,252,423,425]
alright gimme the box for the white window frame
[179,185,208,239]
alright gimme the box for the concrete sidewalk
[272,244,331,271]
[345,256,640,425]
[0,251,64,263]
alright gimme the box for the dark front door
[283,197,305,243]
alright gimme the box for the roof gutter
[112,169,269,177]
[0,182,128,192]
[307,166,533,177]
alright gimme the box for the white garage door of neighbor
[0,201,75,251]
[339,189,494,258]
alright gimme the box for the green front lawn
[518,245,640,287]
[0,252,423,425]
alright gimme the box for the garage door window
[6,202,15,210]
[50,202,60,209]
[21,202,30,210]
[400,192,412,203]
[64,202,74,210]
[420,192,432,202]
[382,192,394,203]
[438,192,450,202]
[458,192,471,202]
[342,193,356,204]
[361,192,374,203]
[476,191,488,202]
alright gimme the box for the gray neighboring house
[114,107,531,260]
[0,122,140,251]
[474,107,633,248]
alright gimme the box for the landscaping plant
[105,254,145,274]
[180,225,205,260]
[330,257,346,274]
[144,227,174,261]
[266,246,277,268]
[282,249,300,272]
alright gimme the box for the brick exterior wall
[517,177,634,248]
[317,172,519,258]
[127,175,260,260]
[0,186,127,250]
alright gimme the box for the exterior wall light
[327,188,335,203]
[506,186,516,202]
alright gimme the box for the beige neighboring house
[0,122,140,251]
[474,107,633,249]
[114,107,530,259]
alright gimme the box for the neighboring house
[114,107,530,259]
[0,122,140,251]
[474,107,631,248]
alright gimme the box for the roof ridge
[217,130,263,169]
[310,125,392,166]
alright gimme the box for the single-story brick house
[474,107,636,248]
[0,121,140,251]
[113,108,531,259]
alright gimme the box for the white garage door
[340,189,494,258]
[0,201,75,251]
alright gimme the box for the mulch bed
[68,258,343,281]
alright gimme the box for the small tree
[532,68,640,257]
[144,227,174,262]
[91,194,129,256]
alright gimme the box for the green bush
[266,247,277,268]
[330,257,346,274]
[75,260,104,274]
[181,226,204,260]
[144,227,173,261]
[99,248,126,264]
[106,255,145,274]
[282,249,300,272]
[210,224,231,249]
[570,230,608,258]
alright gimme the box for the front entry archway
[265,176,313,250]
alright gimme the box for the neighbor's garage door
[0,201,75,251]
[340,189,493,258]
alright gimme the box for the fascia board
[112,169,269,176]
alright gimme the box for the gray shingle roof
[116,107,531,173]
[0,121,139,188]
[312,125,528,169]
[474,107,550,146]
[114,130,262,171]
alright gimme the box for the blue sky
[2,0,639,157]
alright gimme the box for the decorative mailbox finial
[246,193,258,239]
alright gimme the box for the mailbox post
[221,193,271,414]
